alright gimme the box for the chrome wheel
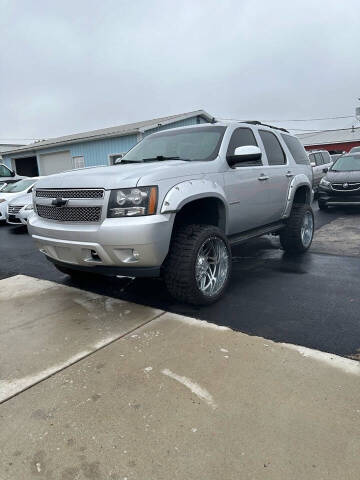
[301,211,313,247]
[195,237,229,297]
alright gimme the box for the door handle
[286,171,294,178]
[258,175,269,181]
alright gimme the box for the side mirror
[11,170,15,177]
[114,154,124,165]
[323,167,328,173]
[227,145,262,167]
[310,162,316,167]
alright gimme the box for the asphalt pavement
[1,203,360,360]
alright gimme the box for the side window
[227,128,258,155]
[322,151,331,164]
[315,153,323,166]
[226,128,260,167]
[309,153,315,164]
[281,134,310,165]
[0,165,11,177]
[259,130,286,165]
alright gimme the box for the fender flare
[282,174,313,218]
[161,179,229,228]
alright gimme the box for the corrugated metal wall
[145,115,206,136]
[3,158,12,169]
[2,115,209,172]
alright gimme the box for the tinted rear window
[259,130,286,165]
[281,134,310,165]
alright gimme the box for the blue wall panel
[3,157,12,169]
[70,135,138,167]
[145,115,206,136]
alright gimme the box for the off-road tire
[318,200,328,211]
[280,204,314,253]
[163,224,232,305]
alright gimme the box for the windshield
[331,155,360,172]
[121,126,226,163]
[2,179,34,193]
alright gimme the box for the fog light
[133,250,140,259]
[90,250,101,262]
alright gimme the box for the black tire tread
[280,204,314,253]
[163,224,231,305]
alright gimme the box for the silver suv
[308,150,333,192]
[29,121,314,305]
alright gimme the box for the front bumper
[28,213,175,275]
[319,188,360,206]
[0,202,7,221]
[7,215,23,225]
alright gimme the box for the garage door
[38,151,73,176]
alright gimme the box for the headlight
[107,187,158,218]
[25,204,34,211]
[0,198,6,203]
[320,178,331,187]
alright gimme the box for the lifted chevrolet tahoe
[29,121,314,305]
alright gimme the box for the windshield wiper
[141,156,191,162]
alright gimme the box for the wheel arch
[161,180,229,232]
[282,175,313,218]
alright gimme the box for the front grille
[36,189,104,199]
[8,205,23,214]
[36,205,102,222]
[332,182,360,192]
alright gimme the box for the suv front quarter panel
[161,178,228,216]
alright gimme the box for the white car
[0,163,26,184]
[7,192,34,226]
[0,178,40,223]
[308,150,333,193]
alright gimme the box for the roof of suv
[149,120,291,135]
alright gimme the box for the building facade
[297,126,360,153]
[1,110,212,177]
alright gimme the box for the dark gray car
[318,153,360,209]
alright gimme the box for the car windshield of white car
[331,155,360,172]
[2,179,34,193]
[121,126,226,163]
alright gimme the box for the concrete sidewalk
[1,276,360,479]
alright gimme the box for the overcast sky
[1,0,360,144]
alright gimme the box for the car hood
[326,170,360,183]
[0,191,27,202]
[34,161,220,190]
[9,192,32,206]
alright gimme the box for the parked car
[0,163,26,184]
[0,178,39,223]
[29,121,314,305]
[318,153,360,210]
[349,146,360,154]
[330,153,344,163]
[308,150,333,192]
[7,192,34,226]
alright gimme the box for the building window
[73,156,85,169]
[109,153,125,165]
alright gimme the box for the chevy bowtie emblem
[343,183,349,189]
[52,197,68,207]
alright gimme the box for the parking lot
[2,202,360,479]
[1,203,360,358]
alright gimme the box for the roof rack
[241,121,289,133]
